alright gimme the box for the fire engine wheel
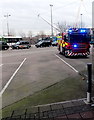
[17,47,19,49]
[64,50,69,57]
[62,48,65,55]
[60,46,63,54]
[83,54,88,58]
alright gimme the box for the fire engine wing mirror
[64,36,67,42]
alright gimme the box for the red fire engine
[57,28,91,57]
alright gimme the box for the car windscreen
[16,42,20,45]
[0,42,7,45]
[37,41,43,44]
[69,34,91,43]
[23,42,29,44]
[3,42,7,45]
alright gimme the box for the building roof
[3,36,22,38]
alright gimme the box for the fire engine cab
[57,28,91,57]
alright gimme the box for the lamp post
[81,14,83,28]
[4,13,11,36]
[50,4,53,37]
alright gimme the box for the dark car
[0,41,9,50]
[35,40,51,48]
[51,41,58,46]
[11,41,31,49]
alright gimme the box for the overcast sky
[0,0,93,36]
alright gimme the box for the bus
[1,36,22,46]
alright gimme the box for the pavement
[2,97,94,120]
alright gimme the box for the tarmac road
[0,46,93,108]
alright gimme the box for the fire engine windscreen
[69,34,91,43]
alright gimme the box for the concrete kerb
[32,98,88,108]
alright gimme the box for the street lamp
[50,4,53,37]
[80,14,83,28]
[4,13,11,36]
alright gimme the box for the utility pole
[50,4,53,37]
[80,14,83,28]
[4,13,11,36]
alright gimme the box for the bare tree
[56,21,86,33]
[39,31,46,39]
[57,21,71,33]
[9,29,16,36]
[28,31,33,44]
[28,31,32,38]
[19,31,26,38]
[76,22,86,28]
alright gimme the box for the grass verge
[2,74,87,118]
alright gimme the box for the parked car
[51,41,58,46]
[0,41,9,50]
[35,40,51,48]
[11,41,31,49]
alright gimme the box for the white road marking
[55,54,78,73]
[0,64,3,67]
[0,58,27,96]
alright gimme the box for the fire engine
[57,28,91,57]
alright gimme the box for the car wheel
[17,47,19,49]
[6,47,8,50]
[27,46,29,49]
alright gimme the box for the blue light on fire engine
[69,30,72,33]
[74,44,77,48]
[68,28,87,33]
[80,29,86,33]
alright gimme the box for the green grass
[2,75,87,118]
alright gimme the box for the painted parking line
[55,54,78,73]
[0,58,27,96]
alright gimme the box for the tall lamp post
[4,13,11,36]
[50,4,53,37]
[80,13,83,28]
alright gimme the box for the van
[11,41,31,49]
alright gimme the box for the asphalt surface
[0,46,93,108]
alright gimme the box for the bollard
[87,63,92,103]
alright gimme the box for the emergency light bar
[69,30,72,33]
[68,28,78,33]
[80,29,86,33]
[68,28,89,34]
